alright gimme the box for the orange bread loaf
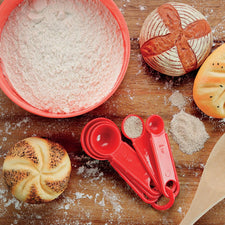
[193,44,225,118]
[140,2,213,76]
[3,137,71,203]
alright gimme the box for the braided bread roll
[3,137,71,203]
[139,2,213,76]
[193,43,225,118]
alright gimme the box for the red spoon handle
[110,142,161,198]
[147,115,179,198]
[113,163,159,204]
[150,132,179,197]
[132,131,160,190]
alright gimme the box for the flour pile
[0,0,124,114]
[170,111,209,154]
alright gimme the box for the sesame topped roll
[3,137,71,203]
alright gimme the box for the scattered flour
[98,197,105,207]
[1,1,225,224]
[0,0,124,114]
[169,91,187,110]
[177,206,182,213]
[0,153,125,224]
[102,189,123,213]
[139,5,146,11]
[74,192,93,200]
[76,166,85,175]
[170,111,209,154]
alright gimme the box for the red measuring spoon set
[80,115,179,210]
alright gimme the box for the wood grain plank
[0,0,225,224]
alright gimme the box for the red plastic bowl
[0,0,130,118]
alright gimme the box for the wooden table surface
[0,0,225,224]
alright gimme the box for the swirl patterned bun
[139,2,213,76]
[3,137,71,203]
[193,43,225,118]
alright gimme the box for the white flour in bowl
[0,0,124,114]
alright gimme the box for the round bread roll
[139,2,213,76]
[193,43,225,118]
[3,137,71,203]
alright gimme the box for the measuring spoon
[121,114,160,192]
[112,161,159,204]
[146,115,180,198]
[81,119,159,203]
[122,114,178,209]
[89,123,161,199]
[81,118,115,160]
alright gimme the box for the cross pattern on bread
[140,3,211,73]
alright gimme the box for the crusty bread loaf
[193,43,225,118]
[3,137,71,203]
[139,2,213,76]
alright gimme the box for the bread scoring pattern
[140,2,213,76]
[193,43,225,118]
[3,137,71,203]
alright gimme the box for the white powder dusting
[0,153,126,224]
[0,0,124,114]
[139,5,146,11]
[1,2,224,224]
[74,192,93,200]
[169,91,187,110]
[102,189,123,213]
[75,192,85,200]
[211,12,225,43]
[98,197,105,207]
[170,111,209,154]
[76,166,85,175]
[177,206,182,213]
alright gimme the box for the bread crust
[3,137,71,203]
[140,2,213,76]
[193,43,225,118]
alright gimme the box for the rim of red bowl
[0,0,130,118]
